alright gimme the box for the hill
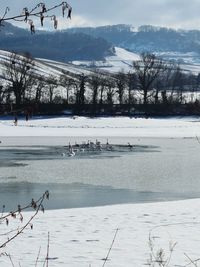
[67,24,200,64]
[0,22,114,62]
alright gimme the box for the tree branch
[0,1,72,32]
[0,191,49,251]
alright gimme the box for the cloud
[2,0,200,30]
[57,15,97,29]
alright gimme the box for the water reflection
[0,182,197,212]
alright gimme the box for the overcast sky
[2,0,200,30]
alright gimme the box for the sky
[1,0,200,30]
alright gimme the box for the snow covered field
[1,199,200,266]
[73,47,141,73]
[1,115,200,138]
[0,116,200,266]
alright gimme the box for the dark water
[0,182,197,212]
[0,137,200,210]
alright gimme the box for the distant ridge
[66,24,200,63]
[2,22,200,64]
[0,22,114,62]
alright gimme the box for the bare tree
[0,2,72,33]
[60,73,75,104]
[153,78,164,104]
[34,76,46,103]
[74,73,87,113]
[99,77,106,106]
[115,71,127,106]
[188,73,199,102]
[3,52,36,107]
[0,84,6,104]
[45,75,58,104]
[169,65,186,104]
[133,53,167,105]
[126,72,137,113]
[168,65,182,102]
[106,79,116,107]
[88,71,102,114]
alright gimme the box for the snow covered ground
[73,47,141,73]
[1,199,200,266]
[0,116,200,266]
[1,115,200,138]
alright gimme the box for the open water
[0,136,199,210]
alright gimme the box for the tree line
[1,52,200,116]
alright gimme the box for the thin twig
[184,253,198,267]
[0,7,10,21]
[185,258,200,266]
[0,191,49,250]
[0,191,48,221]
[1,2,71,22]
[35,246,41,267]
[102,228,119,267]
[8,254,15,267]
[46,232,50,267]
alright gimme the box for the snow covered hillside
[0,50,94,83]
[73,47,141,72]
[1,47,200,78]
[0,47,140,81]
[73,47,200,74]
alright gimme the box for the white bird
[68,147,75,157]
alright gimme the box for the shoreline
[0,116,200,138]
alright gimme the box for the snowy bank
[0,116,200,137]
[1,198,200,266]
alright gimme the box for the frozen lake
[0,136,199,210]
